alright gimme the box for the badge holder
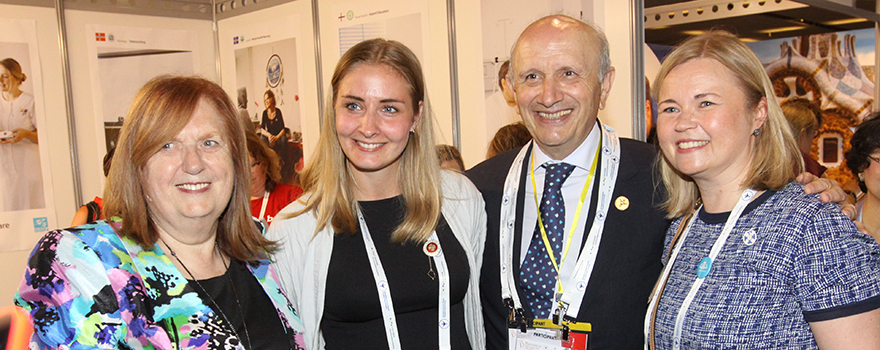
[507,302,591,350]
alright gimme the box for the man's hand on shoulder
[796,172,862,224]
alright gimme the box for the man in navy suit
[466,15,668,350]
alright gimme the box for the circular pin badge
[696,257,712,278]
[614,196,630,211]
[423,240,440,257]
[742,229,757,246]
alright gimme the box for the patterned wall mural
[759,31,874,191]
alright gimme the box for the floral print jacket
[14,219,306,350]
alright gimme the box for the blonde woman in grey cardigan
[268,38,487,350]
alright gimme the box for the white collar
[531,122,601,172]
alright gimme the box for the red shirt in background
[250,183,304,224]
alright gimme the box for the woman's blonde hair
[653,31,802,218]
[293,38,441,244]
[780,98,821,137]
[103,75,275,260]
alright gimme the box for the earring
[752,129,761,136]
[410,128,415,134]
[859,172,865,181]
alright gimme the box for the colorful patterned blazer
[14,219,305,350]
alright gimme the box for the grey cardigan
[268,171,487,350]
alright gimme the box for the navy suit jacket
[465,138,670,350]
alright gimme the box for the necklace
[162,239,253,350]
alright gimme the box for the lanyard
[643,189,757,350]
[556,126,619,321]
[528,133,601,297]
[259,191,269,220]
[357,209,451,350]
[500,124,621,323]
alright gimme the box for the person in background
[486,121,531,159]
[646,77,659,146]
[781,98,826,177]
[16,75,306,349]
[70,147,115,226]
[237,87,252,128]
[247,130,303,224]
[269,38,486,350]
[485,60,521,139]
[0,57,44,211]
[259,89,288,158]
[438,144,465,172]
[498,60,517,108]
[646,30,880,349]
[845,113,880,241]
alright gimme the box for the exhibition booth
[0,0,876,306]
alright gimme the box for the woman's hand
[0,128,37,144]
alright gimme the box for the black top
[322,196,472,350]
[261,108,285,136]
[190,258,294,350]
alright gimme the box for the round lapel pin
[614,196,630,211]
[423,240,440,257]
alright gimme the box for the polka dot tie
[520,162,576,319]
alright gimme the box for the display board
[218,0,320,169]
[85,24,200,153]
[0,18,57,251]
[317,0,456,148]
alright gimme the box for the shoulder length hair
[292,38,441,244]
[653,31,802,218]
[103,75,275,260]
[246,130,283,193]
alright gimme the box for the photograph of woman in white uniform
[0,57,44,211]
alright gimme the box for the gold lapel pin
[614,196,630,211]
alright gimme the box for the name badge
[508,319,590,350]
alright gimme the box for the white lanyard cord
[643,189,757,350]
[499,144,531,313]
[557,125,620,320]
[357,210,451,350]
[499,125,620,322]
[258,191,269,220]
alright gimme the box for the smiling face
[264,92,275,110]
[656,58,766,188]
[0,65,20,93]
[335,63,421,183]
[143,98,234,231]
[510,19,614,160]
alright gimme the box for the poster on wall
[221,16,305,188]
[85,25,199,156]
[328,1,430,74]
[0,19,57,251]
[745,28,874,192]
